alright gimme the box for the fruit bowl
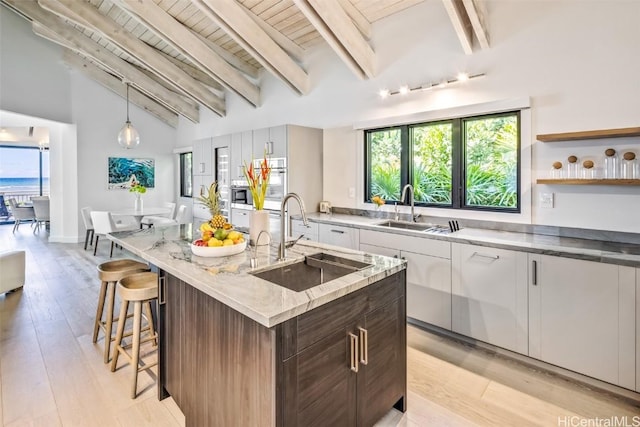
[191,239,247,258]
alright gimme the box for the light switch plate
[348,187,355,198]
[540,192,554,208]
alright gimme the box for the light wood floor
[1,224,638,426]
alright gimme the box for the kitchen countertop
[107,224,406,328]
[297,213,640,267]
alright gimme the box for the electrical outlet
[348,187,355,198]
[540,193,554,208]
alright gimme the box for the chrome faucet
[401,184,420,222]
[250,230,272,268]
[279,193,308,261]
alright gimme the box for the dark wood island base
[157,270,407,427]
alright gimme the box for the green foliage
[368,114,518,209]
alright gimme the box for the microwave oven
[231,185,252,206]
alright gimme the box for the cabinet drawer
[318,223,360,249]
[291,219,318,238]
[360,229,450,259]
[290,271,405,356]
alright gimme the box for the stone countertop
[107,224,406,328]
[297,213,640,267]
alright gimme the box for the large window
[366,111,520,212]
[0,145,50,202]
[180,152,193,197]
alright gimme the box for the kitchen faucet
[250,230,272,268]
[279,193,308,261]
[401,184,420,222]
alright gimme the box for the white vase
[249,210,270,246]
[134,194,143,212]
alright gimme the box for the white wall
[176,0,640,233]
[1,7,177,242]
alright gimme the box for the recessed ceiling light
[379,89,390,99]
[457,72,469,82]
[399,85,409,95]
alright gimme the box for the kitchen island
[108,224,407,427]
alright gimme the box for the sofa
[0,250,26,294]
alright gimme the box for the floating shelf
[537,127,640,143]
[537,179,640,185]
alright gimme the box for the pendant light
[117,82,140,149]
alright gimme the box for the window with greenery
[180,152,193,197]
[365,111,520,212]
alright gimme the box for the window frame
[179,151,193,198]
[365,110,521,213]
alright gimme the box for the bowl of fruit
[191,182,247,257]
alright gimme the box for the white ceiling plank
[114,0,260,107]
[239,2,305,63]
[462,0,489,49]
[62,49,179,128]
[39,0,225,116]
[442,0,473,54]
[195,0,310,95]
[294,0,375,79]
[338,0,371,41]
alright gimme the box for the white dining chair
[8,198,35,233]
[81,207,95,250]
[31,196,50,233]
[140,202,176,228]
[91,211,138,257]
[152,205,188,226]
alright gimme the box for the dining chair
[7,198,36,233]
[81,207,95,250]
[0,194,10,219]
[152,205,188,226]
[31,196,50,233]
[140,202,176,228]
[91,211,138,257]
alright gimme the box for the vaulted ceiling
[1,0,489,128]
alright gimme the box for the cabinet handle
[348,332,359,373]
[472,251,500,260]
[532,260,538,285]
[330,229,345,234]
[358,327,368,365]
[266,141,274,155]
[200,185,205,197]
[159,275,166,305]
[200,162,205,174]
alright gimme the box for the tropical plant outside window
[366,111,520,212]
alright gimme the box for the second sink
[251,253,371,292]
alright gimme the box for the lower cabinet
[159,270,407,426]
[528,254,636,389]
[360,229,451,330]
[231,208,250,229]
[319,223,359,249]
[290,218,318,241]
[451,243,528,354]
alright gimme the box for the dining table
[110,207,172,228]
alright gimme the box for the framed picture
[108,157,155,189]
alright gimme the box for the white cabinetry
[230,131,253,180]
[529,254,636,388]
[318,223,359,249]
[360,229,451,329]
[451,243,528,354]
[253,125,287,159]
[291,219,318,241]
[192,137,212,176]
[637,270,640,392]
[230,208,250,229]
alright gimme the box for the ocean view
[0,177,50,193]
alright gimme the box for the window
[0,145,50,202]
[366,111,520,212]
[180,152,193,197]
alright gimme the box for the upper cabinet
[193,137,212,176]
[229,131,253,180]
[253,125,287,159]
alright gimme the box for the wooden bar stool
[110,271,159,399]
[93,259,149,364]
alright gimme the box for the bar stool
[110,271,159,399]
[93,259,149,364]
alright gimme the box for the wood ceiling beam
[338,0,371,41]
[113,0,260,107]
[442,0,473,54]
[157,51,225,94]
[194,0,310,95]
[188,28,260,80]
[38,0,225,117]
[462,0,490,49]
[4,0,201,123]
[294,0,375,79]
[238,2,305,63]
[62,50,179,128]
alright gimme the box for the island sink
[251,252,371,292]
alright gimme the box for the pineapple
[197,182,227,228]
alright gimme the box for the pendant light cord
[126,83,130,122]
